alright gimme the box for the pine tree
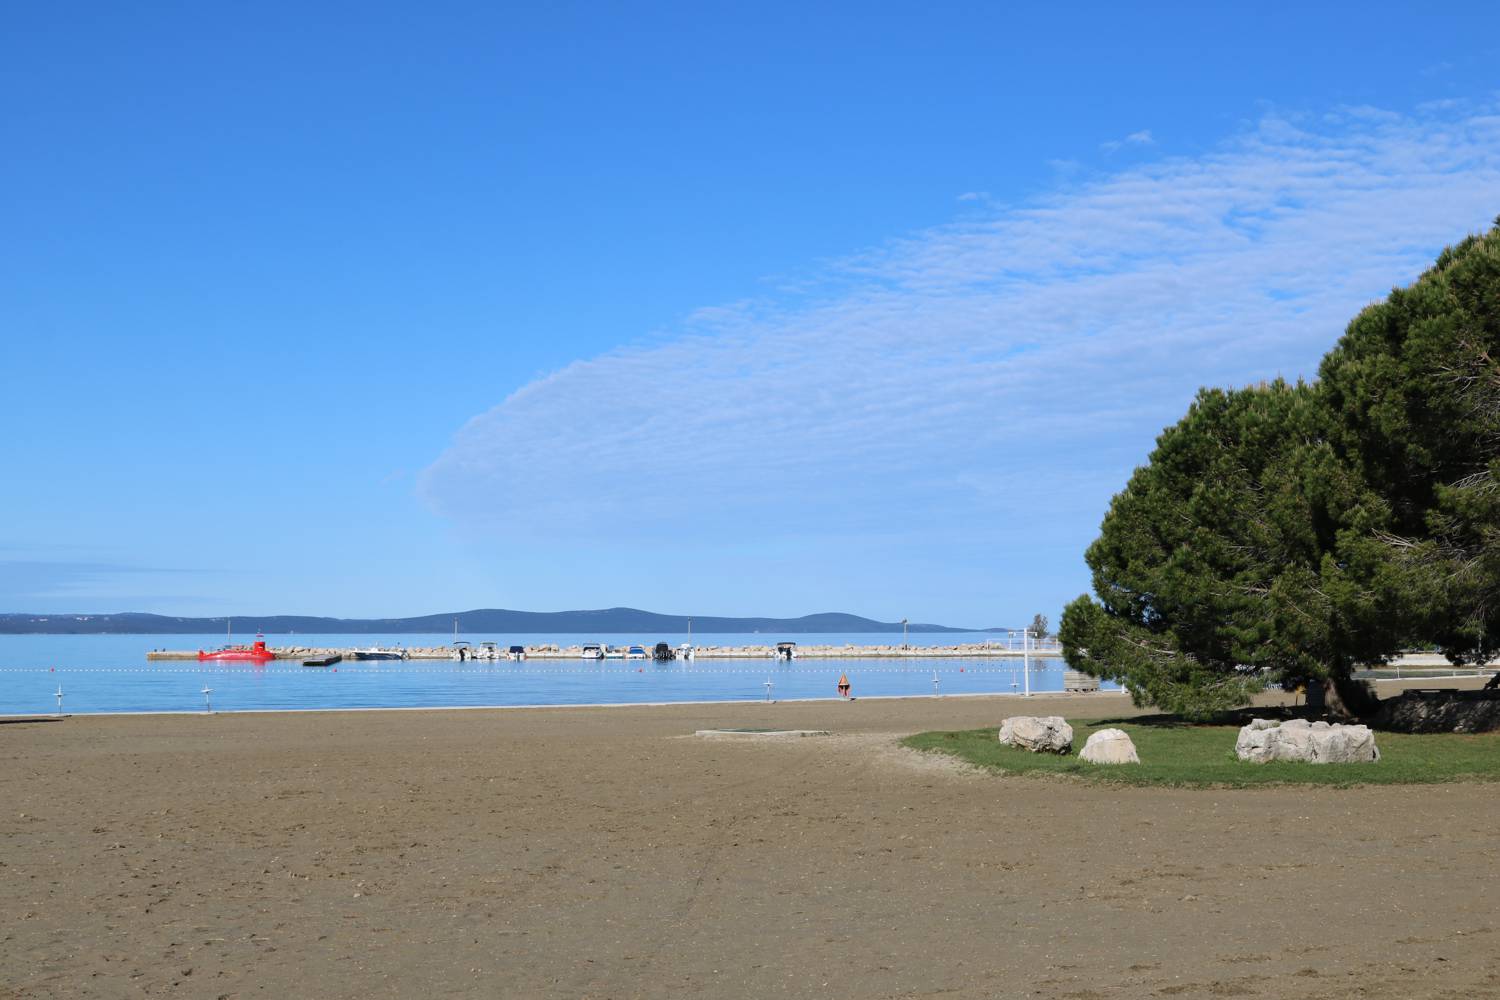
[1060,219,1500,715]
[1060,380,1398,717]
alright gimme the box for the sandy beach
[3,691,1498,999]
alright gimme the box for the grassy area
[902,717,1500,788]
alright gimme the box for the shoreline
[0,688,1129,720]
[3,675,1487,722]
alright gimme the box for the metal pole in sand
[202,685,214,714]
[764,676,773,703]
[55,686,63,717]
[932,669,940,696]
[1023,628,1031,697]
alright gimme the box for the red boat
[198,632,275,662]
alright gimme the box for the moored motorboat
[353,647,408,661]
[580,643,604,660]
[199,632,275,662]
[626,645,648,660]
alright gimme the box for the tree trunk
[1319,675,1381,721]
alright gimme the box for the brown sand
[3,692,1497,999]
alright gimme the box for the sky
[3,2,1499,627]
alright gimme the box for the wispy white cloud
[0,558,199,611]
[421,105,1500,550]
[1101,128,1154,152]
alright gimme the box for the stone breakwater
[145,642,1061,661]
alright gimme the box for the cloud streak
[421,105,1500,551]
[1101,128,1154,152]
[0,558,200,612]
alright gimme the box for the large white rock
[998,716,1074,754]
[1079,728,1140,764]
[1235,718,1379,764]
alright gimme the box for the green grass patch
[902,718,1500,788]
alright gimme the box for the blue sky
[3,2,1498,627]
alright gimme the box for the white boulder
[1079,728,1140,764]
[997,716,1074,754]
[1235,718,1379,764]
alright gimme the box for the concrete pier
[145,641,1064,662]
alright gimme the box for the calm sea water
[0,633,1103,715]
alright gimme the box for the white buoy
[55,686,63,716]
[201,685,214,714]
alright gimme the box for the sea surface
[0,632,1108,715]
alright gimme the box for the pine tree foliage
[1061,381,1396,716]
[1320,221,1500,664]
[1061,219,1500,716]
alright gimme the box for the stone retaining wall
[1374,689,1500,734]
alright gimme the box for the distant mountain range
[0,608,986,635]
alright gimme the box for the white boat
[774,641,797,661]
[677,643,695,661]
[507,645,527,661]
[353,647,408,661]
[604,646,626,659]
[580,644,604,660]
[625,645,648,660]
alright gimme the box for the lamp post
[902,618,909,650]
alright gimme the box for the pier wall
[146,642,1063,661]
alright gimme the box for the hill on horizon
[0,607,985,635]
